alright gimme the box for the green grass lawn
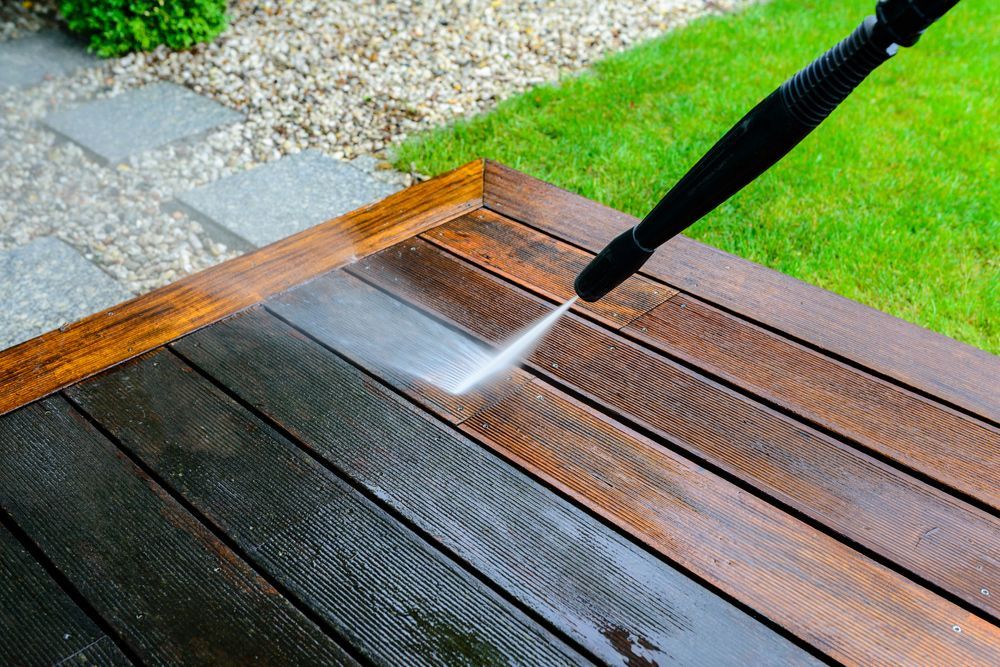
[396,0,998,353]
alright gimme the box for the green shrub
[59,0,228,57]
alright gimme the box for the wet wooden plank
[0,397,357,666]
[267,265,530,423]
[268,270,1000,666]
[0,159,484,418]
[425,209,1000,511]
[482,161,1000,423]
[176,305,822,667]
[628,295,1000,511]
[67,348,587,667]
[348,239,1000,619]
[463,378,1000,667]
[422,209,675,328]
[0,525,133,666]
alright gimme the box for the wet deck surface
[1,162,998,665]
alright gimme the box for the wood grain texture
[463,379,1000,667]
[422,209,675,328]
[186,305,821,667]
[0,526,133,667]
[425,210,1000,511]
[629,295,1000,511]
[0,397,357,667]
[483,160,1000,423]
[0,159,485,418]
[67,348,585,667]
[349,239,1000,619]
[271,267,999,666]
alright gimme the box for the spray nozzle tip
[574,228,653,302]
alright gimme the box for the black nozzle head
[574,227,654,302]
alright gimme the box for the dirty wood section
[349,239,1000,620]
[1,161,997,666]
[0,526,133,667]
[65,349,588,667]
[424,209,1000,512]
[482,161,1000,423]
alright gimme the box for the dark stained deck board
[462,379,1000,667]
[174,307,822,667]
[0,525,133,667]
[65,349,587,667]
[347,240,1000,619]
[266,271,1000,666]
[627,296,1000,510]
[424,209,1000,511]
[422,210,676,329]
[482,161,1000,423]
[0,397,358,667]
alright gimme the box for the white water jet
[451,296,577,395]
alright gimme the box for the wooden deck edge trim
[481,160,1000,424]
[0,159,486,417]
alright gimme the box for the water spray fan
[574,0,961,302]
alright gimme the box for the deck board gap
[166,337,608,667]
[0,501,142,666]
[251,304,839,666]
[487,210,999,428]
[419,229,670,332]
[339,262,998,625]
[421,233,997,515]
[60,390,375,667]
[420,213,1000,518]
[473,361,999,626]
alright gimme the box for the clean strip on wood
[482,160,1000,423]
[424,209,1000,511]
[349,239,1000,619]
[269,270,1000,666]
[0,525,133,666]
[0,159,486,418]
[67,348,588,667]
[179,306,822,667]
[0,397,357,666]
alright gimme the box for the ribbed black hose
[780,17,892,127]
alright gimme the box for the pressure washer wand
[574,0,961,302]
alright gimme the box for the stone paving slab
[0,237,130,351]
[42,82,243,164]
[172,150,398,250]
[0,30,96,90]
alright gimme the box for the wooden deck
[1,160,997,666]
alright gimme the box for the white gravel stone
[1,0,750,297]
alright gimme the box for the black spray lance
[574,0,961,303]
[448,0,962,394]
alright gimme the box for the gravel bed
[0,1,58,42]
[1,0,749,296]
[110,0,749,161]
